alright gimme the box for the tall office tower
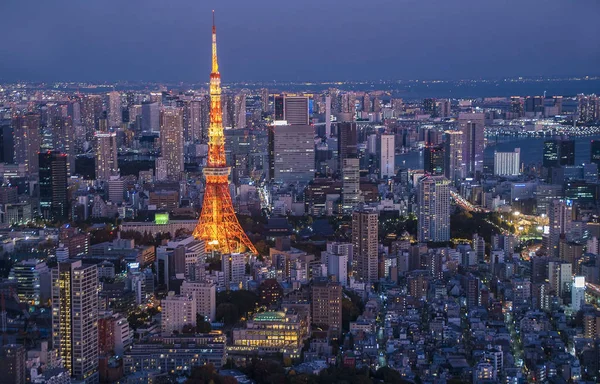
[559,139,575,166]
[362,93,371,112]
[423,98,436,115]
[577,94,599,123]
[510,96,524,117]
[437,99,451,118]
[107,91,121,128]
[380,134,395,178]
[161,292,197,336]
[192,13,257,255]
[50,116,75,174]
[185,100,203,142]
[159,107,184,179]
[274,95,285,120]
[80,95,103,141]
[0,344,26,384]
[459,112,485,177]
[51,260,99,383]
[235,92,247,128]
[323,247,349,286]
[552,96,563,115]
[338,121,358,167]
[424,145,444,175]
[325,94,332,137]
[222,253,245,289]
[465,275,480,309]
[418,176,451,242]
[181,280,217,322]
[95,130,118,181]
[548,199,573,258]
[260,88,269,113]
[524,96,544,114]
[142,102,160,132]
[311,279,342,337]
[222,93,233,128]
[0,123,14,163]
[373,95,381,113]
[548,260,572,296]
[269,123,315,184]
[342,158,360,213]
[352,209,378,283]
[493,148,520,176]
[543,139,560,167]
[13,113,41,175]
[444,131,463,183]
[591,140,600,165]
[283,96,310,125]
[8,259,49,305]
[392,98,404,116]
[39,151,68,221]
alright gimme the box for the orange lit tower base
[193,12,257,255]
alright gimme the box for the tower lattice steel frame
[193,12,257,255]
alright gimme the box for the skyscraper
[592,140,600,165]
[559,139,575,166]
[0,344,26,384]
[107,91,122,128]
[342,158,360,213]
[160,107,184,179]
[13,113,41,175]
[95,130,118,180]
[444,131,463,182]
[0,123,14,164]
[39,151,68,222]
[142,102,160,132]
[577,94,599,124]
[424,145,444,175]
[311,279,342,338]
[222,253,245,289]
[338,121,358,168]
[181,280,217,322]
[548,199,573,258]
[543,139,560,168]
[50,116,75,174]
[459,112,485,177]
[380,134,395,178]
[283,96,310,125]
[352,209,378,283]
[418,176,451,242]
[493,148,520,176]
[52,260,99,383]
[270,123,315,184]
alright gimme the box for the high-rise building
[459,112,485,177]
[444,131,463,183]
[423,98,436,115]
[222,253,245,289]
[0,344,26,384]
[591,140,600,165]
[380,134,395,178]
[338,121,358,168]
[543,139,575,168]
[80,95,103,141]
[559,139,575,166]
[311,278,342,337]
[107,91,122,128]
[493,148,520,176]
[510,96,524,117]
[161,291,197,336]
[548,260,572,296]
[424,145,444,175]
[8,259,49,305]
[39,151,68,222]
[352,209,378,283]
[181,280,216,322]
[325,94,332,137]
[51,260,99,383]
[159,107,184,179]
[0,123,14,164]
[142,102,160,132]
[577,94,599,124]
[525,96,544,114]
[342,158,360,213]
[270,124,314,184]
[50,116,75,174]
[418,176,451,242]
[260,88,269,113]
[95,129,118,181]
[13,113,41,175]
[362,93,371,112]
[322,242,351,286]
[274,96,309,125]
[548,199,573,258]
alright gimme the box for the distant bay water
[396,135,600,170]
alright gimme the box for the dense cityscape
[1,7,600,384]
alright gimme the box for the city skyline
[0,0,598,82]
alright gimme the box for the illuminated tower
[193,12,257,255]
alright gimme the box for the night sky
[1,0,599,82]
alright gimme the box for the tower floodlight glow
[193,12,257,255]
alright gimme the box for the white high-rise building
[51,260,99,383]
[107,91,121,128]
[325,95,332,137]
[380,134,395,178]
[161,291,197,336]
[352,209,378,283]
[342,158,360,213]
[222,253,245,289]
[548,260,572,297]
[548,200,573,258]
[160,107,185,179]
[181,280,216,322]
[95,131,118,180]
[572,276,585,311]
[321,242,351,286]
[494,148,520,176]
[418,176,451,242]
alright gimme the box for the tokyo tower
[193,11,257,255]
